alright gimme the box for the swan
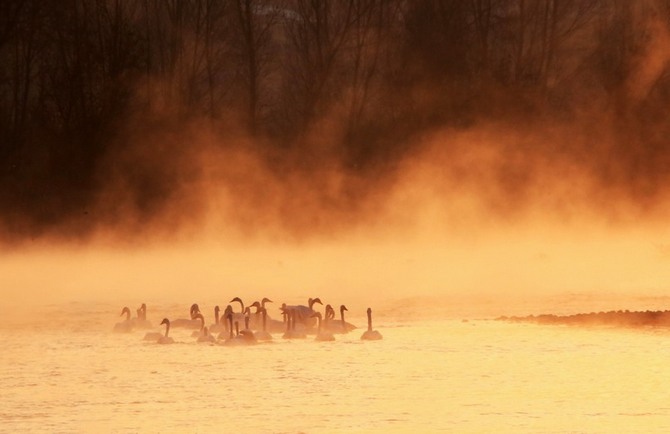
[279,297,322,330]
[312,312,335,341]
[197,326,216,343]
[282,309,306,339]
[158,318,174,344]
[209,306,226,333]
[254,307,272,341]
[133,303,152,329]
[191,313,207,337]
[216,305,233,340]
[360,308,383,340]
[113,307,134,333]
[323,304,335,329]
[170,304,202,329]
[229,297,250,325]
[325,305,356,333]
[239,312,257,341]
[249,300,284,332]
[220,311,256,346]
[325,304,335,321]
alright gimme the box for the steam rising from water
[3,4,670,312]
[3,111,670,312]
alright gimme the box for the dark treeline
[1,0,670,240]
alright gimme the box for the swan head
[140,303,146,310]
[230,297,243,304]
[120,306,131,316]
[312,297,323,306]
[340,305,348,313]
[249,301,261,310]
[160,318,170,326]
[190,303,200,318]
[262,297,273,304]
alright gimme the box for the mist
[1,0,670,316]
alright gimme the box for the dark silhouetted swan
[113,307,134,333]
[158,318,174,344]
[360,308,383,340]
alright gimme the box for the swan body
[191,313,207,337]
[158,318,174,344]
[209,306,226,333]
[113,307,134,333]
[361,308,383,340]
[229,297,249,324]
[285,297,323,328]
[197,326,216,343]
[324,305,356,333]
[143,331,163,341]
[221,314,256,346]
[254,307,272,341]
[312,312,335,341]
[170,304,202,329]
[282,310,306,339]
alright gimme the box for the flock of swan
[113,298,383,345]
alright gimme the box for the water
[2,303,670,433]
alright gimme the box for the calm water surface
[2,303,670,433]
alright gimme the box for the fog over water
[2,0,670,320]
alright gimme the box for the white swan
[360,308,383,340]
[282,309,306,339]
[312,312,335,341]
[254,307,272,341]
[216,305,233,340]
[250,300,284,332]
[279,297,322,331]
[324,305,356,333]
[170,304,202,329]
[191,313,207,337]
[197,326,216,343]
[220,311,256,346]
[113,307,134,333]
[209,306,226,333]
[227,297,250,329]
[133,303,152,329]
[158,318,174,344]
